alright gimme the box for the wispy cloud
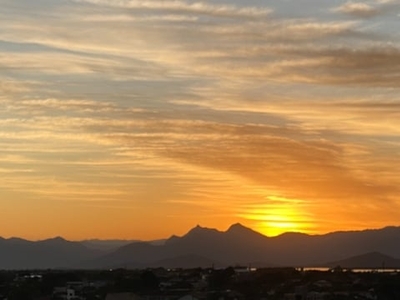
[333,2,380,18]
[73,0,273,18]
[0,0,399,239]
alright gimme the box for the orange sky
[1,0,400,240]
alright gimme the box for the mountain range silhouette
[1,224,400,270]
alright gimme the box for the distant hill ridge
[326,252,400,269]
[1,224,400,270]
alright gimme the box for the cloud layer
[0,0,399,239]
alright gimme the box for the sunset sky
[1,0,400,240]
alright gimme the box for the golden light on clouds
[0,0,400,240]
[240,196,315,237]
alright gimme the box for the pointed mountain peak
[166,234,180,244]
[41,236,68,243]
[194,224,203,229]
[226,223,259,235]
[166,225,221,244]
[51,236,67,241]
[185,225,221,237]
[225,223,269,241]
[227,223,249,232]
[188,224,204,232]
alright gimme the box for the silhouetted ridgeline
[326,251,400,269]
[0,237,100,269]
[1,224,400,269]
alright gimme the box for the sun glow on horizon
[241,196,315,237]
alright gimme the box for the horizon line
[1,223,400,242]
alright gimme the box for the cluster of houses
[1,267,398,300]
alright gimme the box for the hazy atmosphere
[1,0,400,240]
